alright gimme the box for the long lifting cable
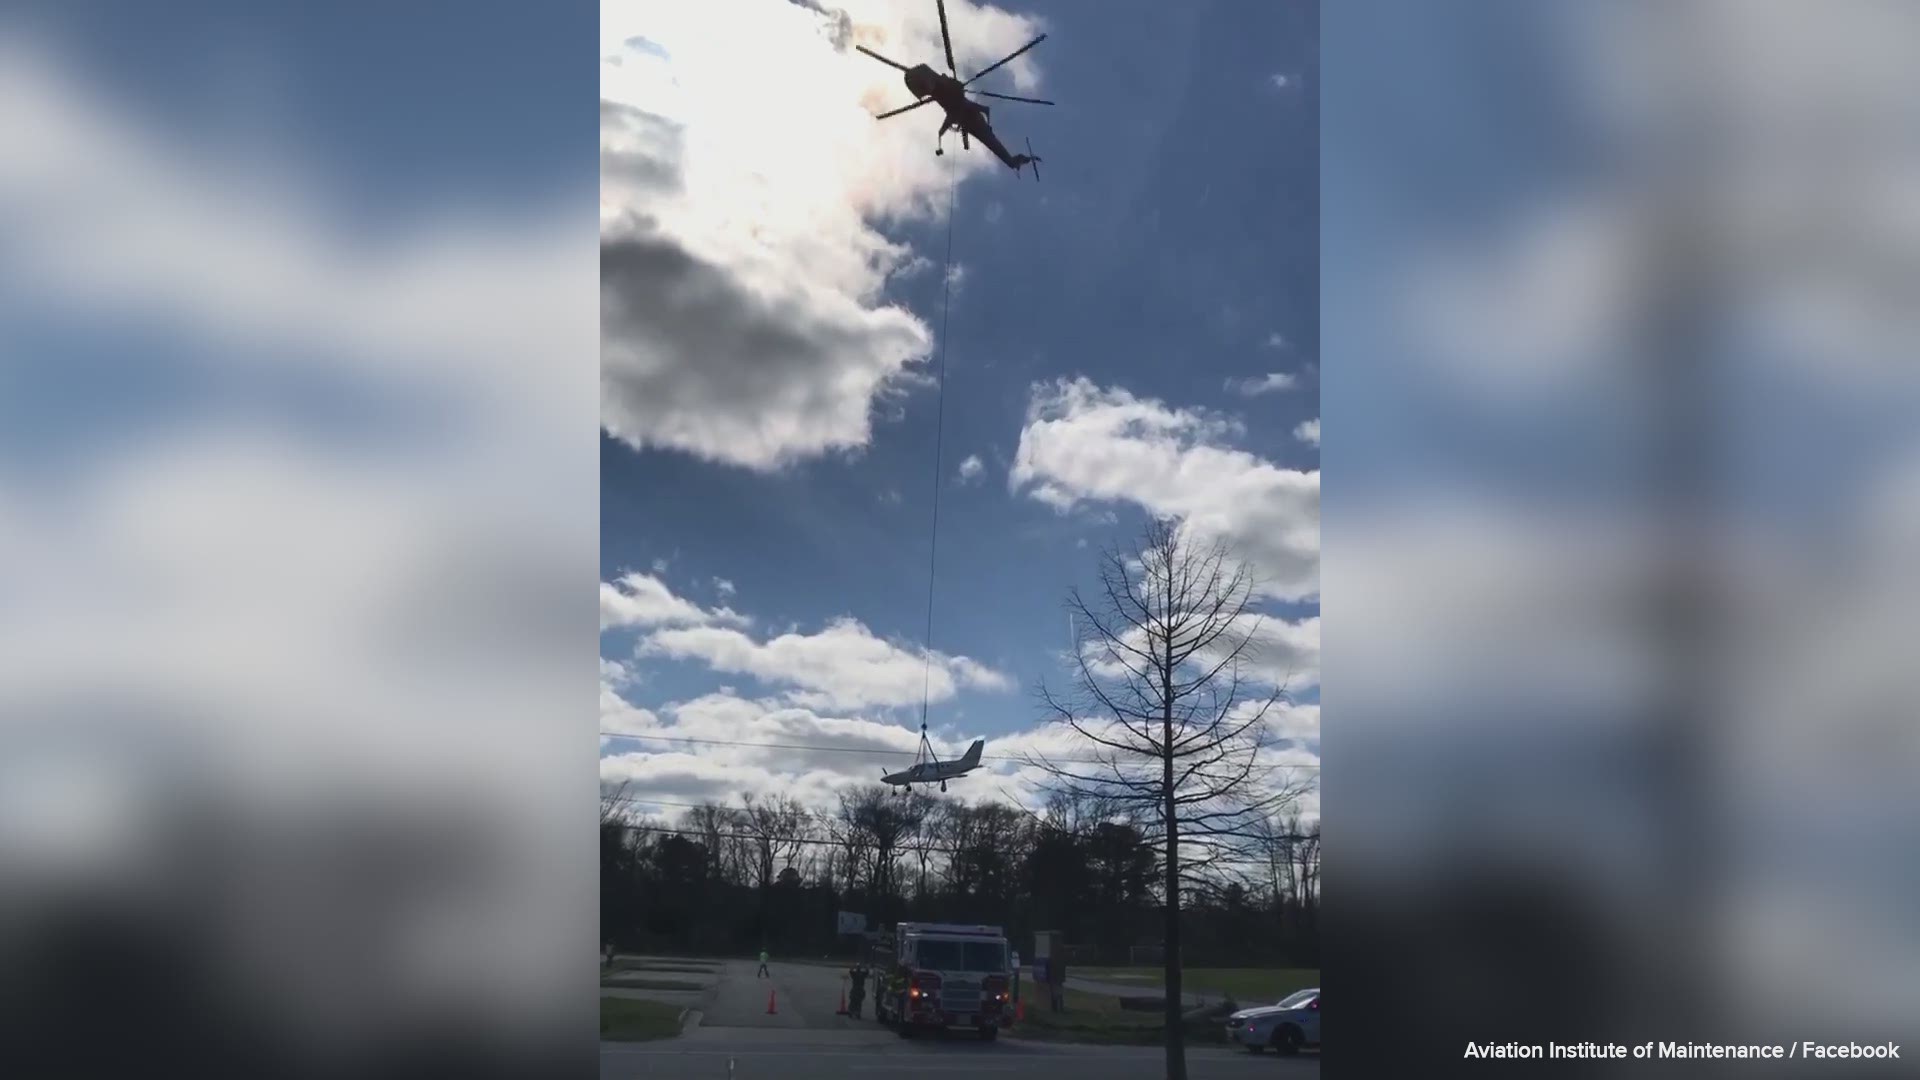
[914,154,961,766]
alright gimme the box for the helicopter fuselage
[902,64,1022,169]
[904,64,971,117]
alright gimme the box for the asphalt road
[600,959,1320,1079]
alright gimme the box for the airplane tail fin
[963,738,984,766]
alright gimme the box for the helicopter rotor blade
[936,0,957,75]
[963,33,1046,87]
[873,97,933,120]
[967,89,1054,105]
[855,45,910,72]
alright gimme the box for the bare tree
[1291,819,1321,909]
[1253,812,1297,907]
[684,802,737,884]
[600,780,633,827]
[1026,517,1296,1080]
[827,809,871,894]
[739,793,810,889]
[836,786,930,909]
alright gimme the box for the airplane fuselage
[883,739,985,788]
[883,763,963,786]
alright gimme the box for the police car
[1225,987,1319,1055]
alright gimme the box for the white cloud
[1270,72,1293,90]
[1078,612,1320,693]
[599,1,1046,471]
[601,572,749,631]
[599,683,1319,826]
[601,677,661,736]
[598,688,958,810]
[1197,612,1322,692]
[713,577,736,597]
[1227,372,1298,397]
[651,557,670,574]
[957,453,985,484]
[1011,378,1320,601]
[601,657,638,688]
[1295,418,1320,447]
[639,616,1012,710]
[1262,700,1321,745]
[1264,331,1288,349]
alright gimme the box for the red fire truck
[871,922,1014,1039]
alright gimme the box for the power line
[601,730,916,757]
[597,729,1321,772]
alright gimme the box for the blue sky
[601,0,1320,815]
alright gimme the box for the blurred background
[1327,0,1920,1074]
[0,3,599,1076]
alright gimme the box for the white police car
[1224,987,1319,1055]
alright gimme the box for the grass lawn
[599,996,685,1041]
[600,975,708,991]
[604,957,720,976]
[1010,988,1230,1046]
[1077,966,1318,1005]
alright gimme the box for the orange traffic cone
[766,989,778,1015]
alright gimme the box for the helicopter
[856,0,1052,179]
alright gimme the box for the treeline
[601,785,1319,967]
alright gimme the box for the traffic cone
[1015,1000,1025,1023]
[766,989,778,1015]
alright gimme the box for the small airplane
[883,738,985,793]
[857,0,1052,179]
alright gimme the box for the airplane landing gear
[940,781,947,792]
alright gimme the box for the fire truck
[870,922,1014,1039]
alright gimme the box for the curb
[678,1008,703,1034]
